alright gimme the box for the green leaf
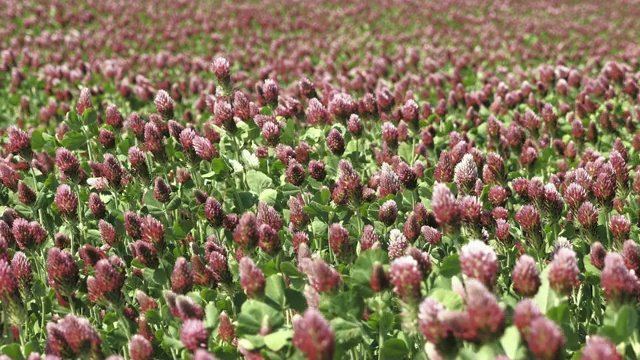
[31,130,45,150]
[381,338,409,360]
[331,318,363,352]
[598,325,621,344]
[280,262,303,278]
[265,274,286,309]
[263,329,293,351]
[204,302,219,329]
[284,288,307,313]
[237,338,256,351]
[65,111,82,131]
[201,171,217,179]
[0,343,24,360]
[143,189,163,209]
[259,189,278,206]
[131,258,146,269]
[246,170,273,194]
[33,192,49,211]
[458,348,482,360]
[233,191,258,212]
[312,219,328,239]
[162,335,185,350]
[302,127,323,142]
[144,267,167,286]
[428,288,463,310]
[236,300,284,336]
[166,196,181,211]
[583,254,601,278]
[477,344,501,359]
[145,309,162,325]
[239,334,264,350]
[320,291,364,319]
[82,108,97,126]
[534,266,556,313]
[278,183,301,198]
[279,119,296,144]
[439,254,461,278]
[173,218,194,238]
[86,229,102,243]
[210,158,229,174]
[500,326,521,359]
[547,301,570,325]
[61,131,87,150]
[349,250,389,297]
[318,187,331,205]
[615,305,638,341]
[398,142,413,162]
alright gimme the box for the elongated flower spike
[239,257,265,298]
[434,151,454,183]
[520,315,564,359]
[171,257,193,294]
[601,252,639,304]
[154,90,175,119]
[370,262,389,292]
[47,248,79,306]
[7,126,31,159]
[326,128,345,155]
[45,315,102,358]
[308,160,326,181]
[293,308,335,360]
[180,319,208,352]
[153,177,171,203]
[512,254,541,297]
[233,212,259,250]
[610,215,630,245]
[329,223,353,261]
[454,154,478,195]
[432,183,461,236]
[379,200,398,226]
[55,184,78,219]
[212,57,230,87]
[129,334,153,360]
[360,225,380,251]
[460,240,498,289]
[548,248,580,297]
[17,181,36,206]
[389,256,423,303]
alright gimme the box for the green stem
[378,298,385,360]
[30,166,40,192]
[68,295,76,315]
[605,212,612,247]
[162,203,171,225]
[83,128,94,163]
[355,212,363,240]
[111,190,120,213]
[39,282,47,343]
[19,326,26,355]
[117,307,132,341]
[1,307,6,343]
[123,345,130,360]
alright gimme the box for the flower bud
[460,240,498,289]
[511,255,541,297]
[180,319,208,352]
[548,248,580,296]
[239,257,265,298]
[171,257,193,294]
[292,309,335,360]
